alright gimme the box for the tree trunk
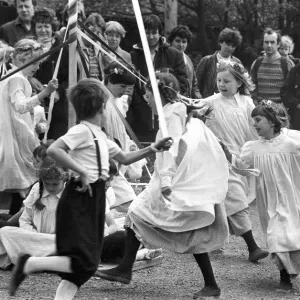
[196,0,211,56]
[278,0,284,30]
[224,0,231,28]
[164,0,178,37]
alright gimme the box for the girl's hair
[36,157,67,210]
[105,21,126,38]
[33,6,59,33]
[104,61,136,85]
[146,71,180,104]
[84,12,106,34]
[217,61,255,95]
[251,100,289,133]
[27,76,44,93]
[168,25,192,44]
[33,140,55,160]
[68,78,110,121]
[12,39,43,65]
[281,35,294,54]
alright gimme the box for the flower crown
[260,99,280,114]
[217,61,246,74]
[15,45,43,52]
[109,67,125,76]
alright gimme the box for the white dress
[0,69,39,191]
[0,183,60,269]
[202,92,258,214]
[102,94,146,207]
[238,134,300,275]
[126,102,229,253]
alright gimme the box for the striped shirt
[257,53,293,103]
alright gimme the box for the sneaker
[10,254,31,296]
[248,248,269,262]
[193,286,221,299]
[98,267,132,284]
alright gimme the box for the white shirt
[60,121,121,182]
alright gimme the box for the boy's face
[146,29,160,49]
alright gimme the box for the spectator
[250,28,294,104]
[33,6,69,140]
[168,25,201,99]
[196,28,242,98]
[0,0,34,46]
[129,14,188,142]
[279,35,300,65]
[281,63,300,130]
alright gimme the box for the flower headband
[260,99,280,114]
[217,61,246,74]
[108,67,125,76]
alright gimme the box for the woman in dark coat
[33,6,69,140]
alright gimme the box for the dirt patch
[0,203,299,299]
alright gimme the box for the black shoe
[98,267,132,284]
[9,254,31,296]
[193,286,221,299]
[248,248,269,262]
[277,269,293,292]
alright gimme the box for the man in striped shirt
[250,28,294,104]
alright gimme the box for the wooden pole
[132,0,168,137]
[68,0,78,129]
[164,0,178,37]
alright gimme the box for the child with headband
[201,61,269,262]
[226,100,300,292]
[0,38,58,215]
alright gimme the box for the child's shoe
[248,248,269,262]
[276,269,292,293]
[98,267,132,284]
[193,286,221,299]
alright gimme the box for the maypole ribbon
[131,0,168,137]
[43,22,70,143]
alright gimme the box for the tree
[164,0,178,37]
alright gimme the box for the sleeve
[191,67,202,99]
[60,125,91,151]
[0,26,9,44]
[159,106,185,187]
[195,57,208,96]
[281,66,299,108]
[250,59,259,102]
[287,58,295,71]
[8,77,40,114]
[172,50,189,95]
[233,141,255,168]
[19,183,40,232]
[107,138,122,158]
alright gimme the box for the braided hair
[35,157,67,211]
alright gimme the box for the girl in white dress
[202,61,268,262]
[227,100,300,292]
[0,157,67,269]
[0,39,58,214]
[99,72,230,299]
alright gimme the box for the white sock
[24,256,72,274]
[54,280,78,300]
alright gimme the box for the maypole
[68,0,78,128]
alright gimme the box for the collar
[42,184,65,199]
[264,52,281,62]
[258,133,285,145]
[15,17,33,28]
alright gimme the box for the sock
[54,280,78,300]
[193,253,219,289]
[24,256,72,274]
[9,193,24,215]
[117,227,140,272]
[241,230,259,253]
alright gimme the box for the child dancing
[10,78,172,299]
[202,61,268,262]
[99,72,230,299]
[0,157,67,269]
[0,38,58,214]
[225,100,300,292]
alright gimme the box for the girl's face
[217,70,241,97]
[171,36,188,53]
[106,32,122,51]
[144,89,158,115]
[279,44,290,57]
[42,179,64,195]
[35,22,53,39]
[252,115,275,138]
[110,83,127,98]
[22,60,40,77]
